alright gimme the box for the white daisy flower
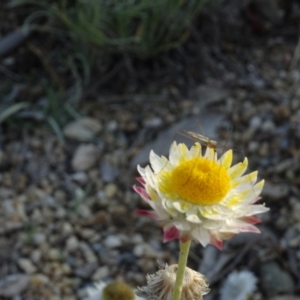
[133,141,268,249]
[85,281,143,300]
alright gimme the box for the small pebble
[104,183,118,198]
[64,118,102,142]
[72,144,99,172]
[260,262,294,297]
[18,258,37,274]
[92,266,110,281]
[104,235,122,248]
[66,236,79,252]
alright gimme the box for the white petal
[169,141,180,165]
[172,201,192,213]
[228,157,248,178]
[189,142,202,158]
[218,150,232,170]
[149,151,168,173]
[144,166,156,188]
[173,220,191,231]
[186,213,202,223]
[152,202,170,219]
[178,143,190,158]
[232,171,258,188]
[191,227,210,246]
[202,219,224,230]
[244,204,269,216]
[204,147,217,160]
[162,200,179,217]
[137,165,146,177]
[199,206,232,220]
[224,219,261,233]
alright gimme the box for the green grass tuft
[10,0,219,57]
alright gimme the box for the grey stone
[262,182,289,201]
[104,235,122,248]
[0,274,29,297]
[143,117,163,128]
[79,242,98,263]
[100,162,119,183]
[64,117,102,142]
[75,263,98,279]
[72,144,98,171]
[71,172,89,184]
[92,266,110,281]
[17,258,37,274]
[66,236,79,252]
[260,262,294,297]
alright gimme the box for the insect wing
[183,130,217,149]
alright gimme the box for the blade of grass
[0,102,29,123]
[47,116,64,142]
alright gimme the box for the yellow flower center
[160,157,231,205]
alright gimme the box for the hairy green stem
[172,239,191,300]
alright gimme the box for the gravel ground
[1,1,300,299]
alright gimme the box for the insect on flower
[181,130,218,150]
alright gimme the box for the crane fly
[181,130,218,150]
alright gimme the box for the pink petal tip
[251,196,262,204]
[135,209,158,219]
[163,226,180,243]
[242,216,261,224]
[211,237,223,250]
[132,185,151,200]
[136,177,146,185]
